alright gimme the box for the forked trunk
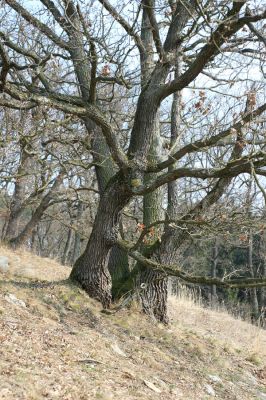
[90,122,130,297]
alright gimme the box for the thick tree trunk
[89,122,130,296]
[138,133,167,322]
[70,174,131,308]
[137,266,168,322]
[141,53,184,322]
[164,54,183,300]
[138,181,167,322]
[136,5,167,323]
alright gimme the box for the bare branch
[118,239,266,289]
[5,0,69,49]
[247,20,266,46]
[149,102,266,172]
[142,0,164,59]
[0,42,10,91]
[133,153,266,195]
[0,97,36,109]
[98,0,145,54]
[160,4,266,98]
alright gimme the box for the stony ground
[0,245,266,400]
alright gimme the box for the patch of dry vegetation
[168,289,266,362]
[0,245,69,281]
[0,246,266,400]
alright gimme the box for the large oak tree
[0,0,266,322]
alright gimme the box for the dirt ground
[0,245,266,399]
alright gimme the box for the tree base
[70,256,112,309]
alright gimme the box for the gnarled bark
[89,120,130,297]
[70,174,131,308]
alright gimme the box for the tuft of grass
[245,353,262,366]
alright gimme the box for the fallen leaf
[111,343,127,357]
[143,380,162,393]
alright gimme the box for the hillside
[0,246,266,400]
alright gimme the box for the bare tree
[0,0,266,322]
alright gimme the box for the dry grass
[0,244,69,281]
[0,245,266,400]
[168,287,266,361]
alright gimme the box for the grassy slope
[0,245,265,400]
